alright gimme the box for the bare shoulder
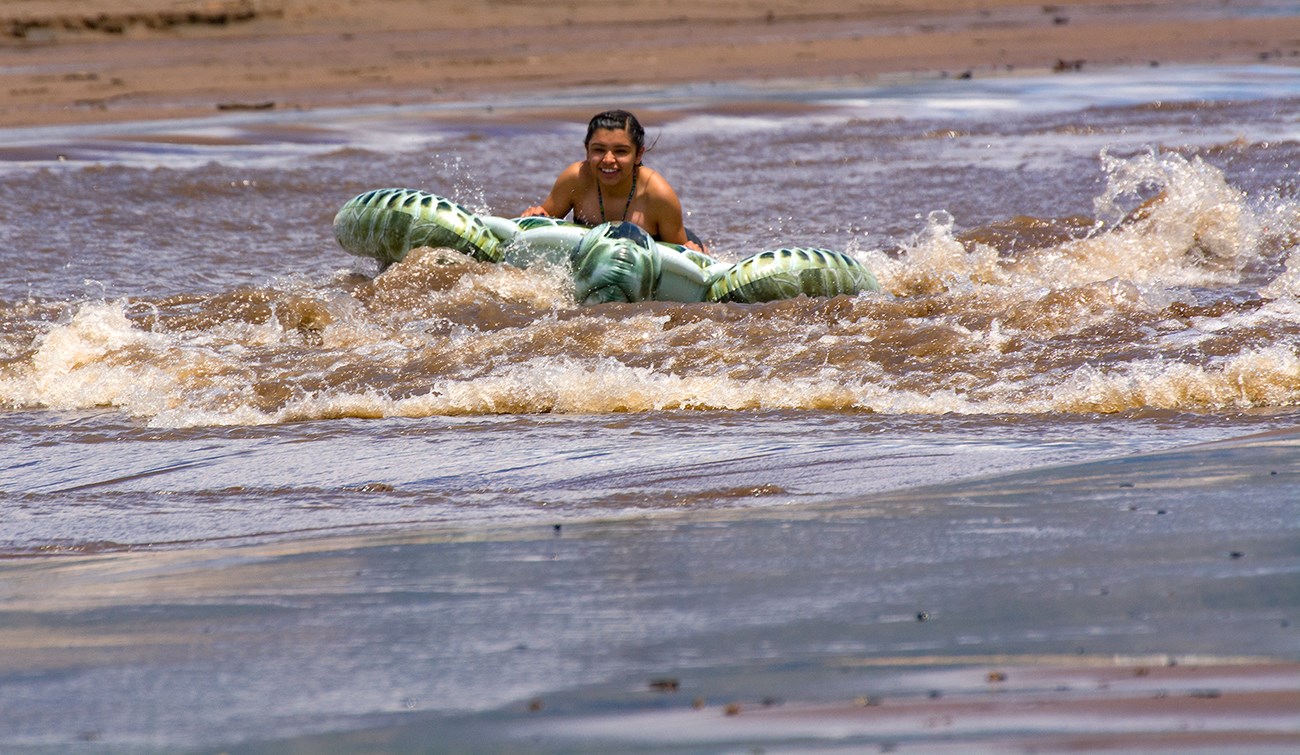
[529,161,591,217]
[556,160,588,187]
[639,166,683,207]
[639,165,681,198]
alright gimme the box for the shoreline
[1,0,1298,128]
[4,419,1299,750]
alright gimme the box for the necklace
[598,166,638,223]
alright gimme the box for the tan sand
[529,659,1300,750]
[2,0,1299,127]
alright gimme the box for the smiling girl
[522,110,704,251]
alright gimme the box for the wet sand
[523,663,1300,752]
[2,426,1297,751]
[2,0,1299,127]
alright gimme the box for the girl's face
[585,127,642,185]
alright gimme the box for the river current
[1,64,1299,553]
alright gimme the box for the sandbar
[2,0,1299,127]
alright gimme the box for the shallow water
[1,64,1299,751]
[2,64,1300,551]
[3,427,1298,752]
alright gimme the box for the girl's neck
[598,164,639,223]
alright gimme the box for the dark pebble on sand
[216,101,275,111]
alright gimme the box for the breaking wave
[2,150,1298,427]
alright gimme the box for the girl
[523,110,704,251]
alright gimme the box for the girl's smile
[586,127,641,185]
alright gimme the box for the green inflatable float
[332,188,880,305]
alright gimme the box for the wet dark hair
[585,109,645,152]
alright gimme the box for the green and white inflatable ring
[332,188,881,305]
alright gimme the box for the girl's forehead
[587,128,635,147]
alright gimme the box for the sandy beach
[3,0,1300,127]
